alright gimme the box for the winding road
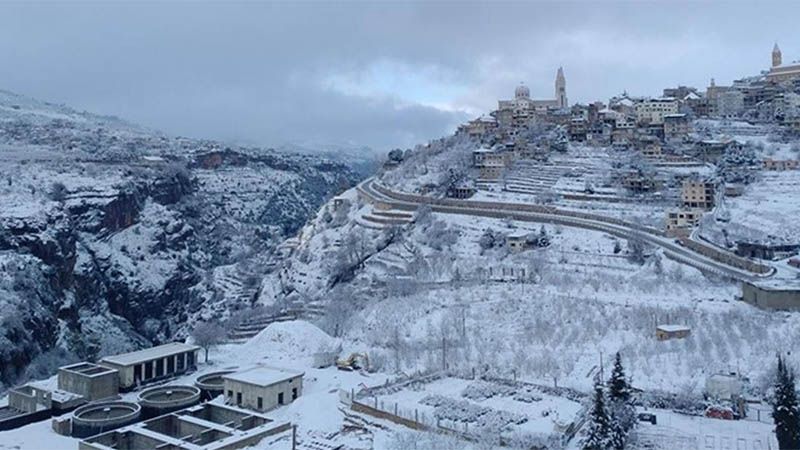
[357,178,774,283]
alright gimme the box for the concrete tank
[194,370,235,400]
[136,385,201,418]
[71,401,141,438]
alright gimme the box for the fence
[341,369,577,449]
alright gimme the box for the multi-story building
[665,208,705,237]
[663,113,690,140]
[681,179,716,210]
[634,98,679,125]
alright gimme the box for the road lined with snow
[357,178,774,283]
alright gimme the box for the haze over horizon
[1,1,798,151]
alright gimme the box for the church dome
[515,83,530,99]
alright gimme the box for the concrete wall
[742,282,800,310]
[58,368,119,401]
[224,377,303,412]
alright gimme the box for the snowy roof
[506,231,529,239]
[223,365,304,387]
[473,148,494,153]
[656,324,690,333]
[664,113,687,119]
[100,342,200,366]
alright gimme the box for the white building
[497,68,568,113]
[634,98,679,125]
[223,366,304,412]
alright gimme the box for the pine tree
[608,352,631,403]
[773,356,800,449]
[607,352,636,450]
[583,384,612,450]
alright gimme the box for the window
[134,364,142,382]
[278,392,284,405]
[236,392,242,405]
[227,390,233,400]
[292,388,298,400]
[177,354,185,371]
[167,356,175,374]
[257,397,263,410]
[187,352,195,367]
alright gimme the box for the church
[498,67,568,113]
[766,43,800,83]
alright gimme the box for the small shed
[223,366,304,412]
[506,232,529,253]
[655,324,691,341]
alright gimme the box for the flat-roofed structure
[79,402,290,450]
[58,362,119,401]
[100,343,200,390]
[223,366,304,412]
[656,325,691,341]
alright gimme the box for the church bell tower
[773,43,782,67]
[555,67,568,108]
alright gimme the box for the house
[663,113,690,140]
[763,158,799,171]
[681,179,715,210]
[223,366,304,412]
[622,173,662,194]
[634,97,679,125]
[736,240,800,260]
[655,325,691,341]
[506,232,529,253]
[665,208,704,237]
[99,342,200,390]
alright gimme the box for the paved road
[357,178,773,283]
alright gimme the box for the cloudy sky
[1,1,798,152]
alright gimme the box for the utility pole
[292,424,297,450]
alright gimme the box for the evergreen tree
[607,352,636,450]
[773,356,800,450]
[608,352,631,403]
[582,384,612,450]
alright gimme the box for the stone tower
[555,67,568,108]
[773,43,782,67]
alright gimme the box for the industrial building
[223,366,304,412]
[58,362,119,401]
[99,342,200,390]
[79,402,290,450]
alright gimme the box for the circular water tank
[194,370,235,400]
[137,385,201,417]
[72,401,141,438]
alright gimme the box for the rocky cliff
[0,89,360,388]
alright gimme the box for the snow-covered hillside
[0,88,360,389]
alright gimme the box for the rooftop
[100,342,200,367]
[223,366,304,387]
[657,324,691,332]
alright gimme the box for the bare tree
[191,322,227,363]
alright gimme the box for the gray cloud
[1,2,798,151]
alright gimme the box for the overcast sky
[1,1,798,152]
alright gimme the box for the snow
[223,366,304,387]
[242,320,341,361]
